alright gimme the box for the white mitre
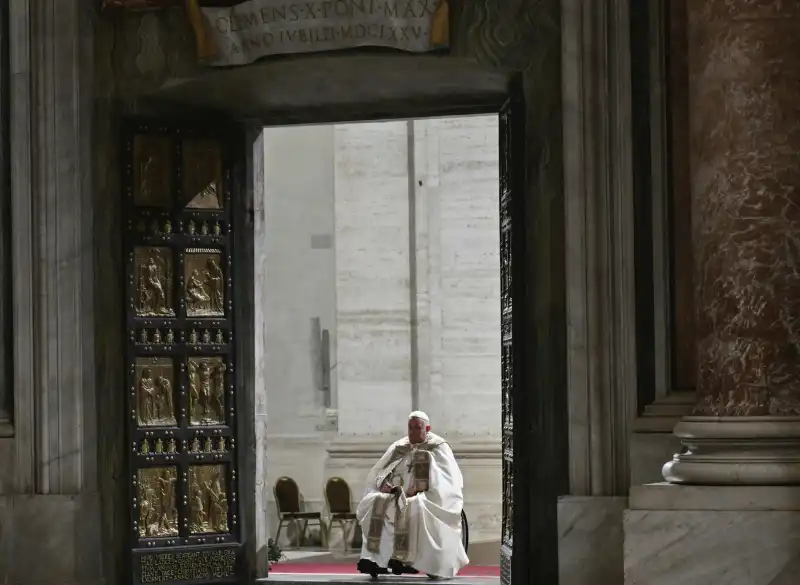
[409,410,430,424]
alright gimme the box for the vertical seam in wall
[0,0,9,429]
[329,125,338,411]
[407,120,419,411]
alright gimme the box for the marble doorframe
[8,0,35,488]
[0,0,103,584]
[0,0,10,438]
[562,0,638,496]
[8,0,97,496]
[630,0,696,436]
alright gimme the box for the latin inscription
[214,0,438,31]
[139,549,237,583]
[201,0,448,66]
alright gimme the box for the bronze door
[122,119,245,585]
[499,87,530,585]
[499,81,564,584]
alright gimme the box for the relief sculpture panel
[134,134,172,207]
[138,467,179,538]
[184,250,225,317]
[135,357,177,427]
[188,357,226,425]
[183,139,222,209]
[135,247,175,317]
[189,465,229,534]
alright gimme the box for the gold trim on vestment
[366,495,391,553]
[411,450,431,492]
[391,500,412,560]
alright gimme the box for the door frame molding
[232,74,564,582]
[562,0,638,496]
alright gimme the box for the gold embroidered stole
[365,437,445,558]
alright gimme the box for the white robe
[356,432,469,578]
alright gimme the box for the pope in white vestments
[356,411,469,579]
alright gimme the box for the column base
[662,416,800,485]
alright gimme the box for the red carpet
[272,563,499,577]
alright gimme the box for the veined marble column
[663,0,800,485]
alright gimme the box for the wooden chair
[274,476,324,548]
[324,477,359,552]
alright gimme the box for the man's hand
[406,484,417,497]
[380,483,394,494]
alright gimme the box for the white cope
[356,431,469,578]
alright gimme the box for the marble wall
[413,116,502,436]
[559,497,627,585]
[261,124,338,438]
[626,485,800,585]
[626,509,800,585]
[0,1,104,584]
[334,120,414,436]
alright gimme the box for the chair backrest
[274,476,302,514]
[325,477,352,514]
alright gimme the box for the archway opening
[255,114,502,580]
[124,55,549,585]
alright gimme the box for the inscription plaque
[139,548,237,584]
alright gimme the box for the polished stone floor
[261,575,499,584]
